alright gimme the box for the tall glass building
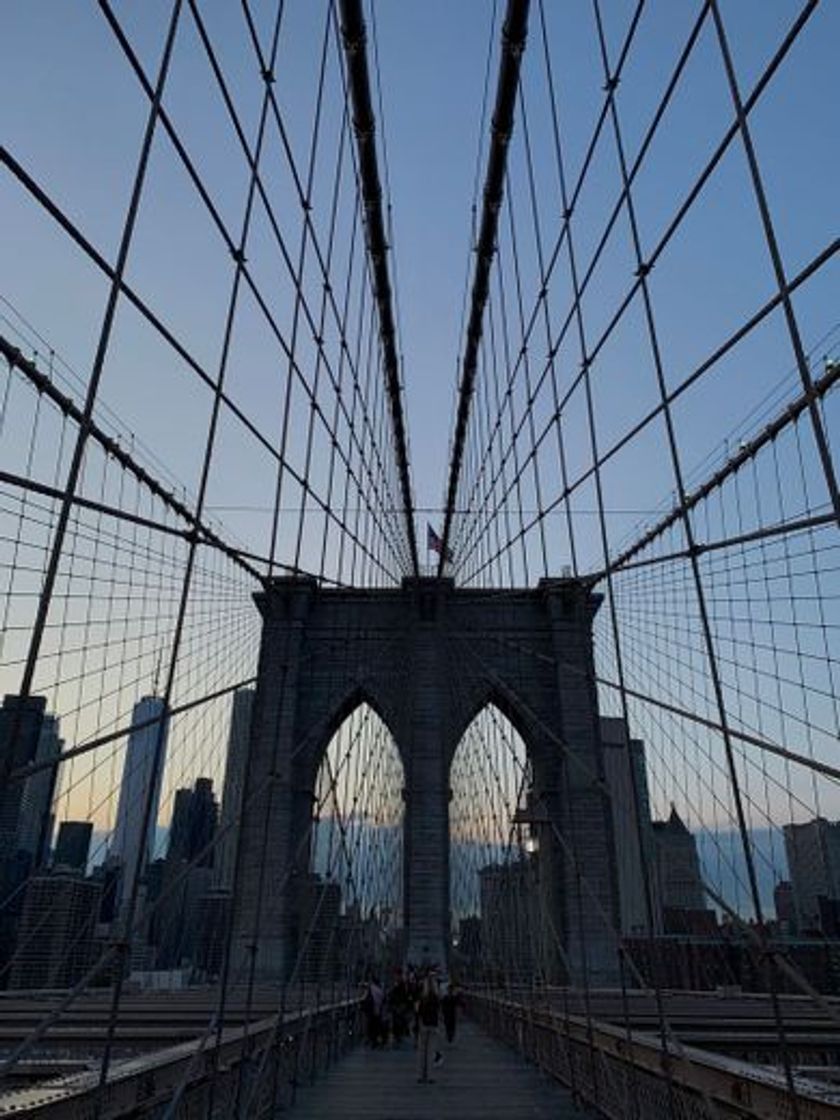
[110,696,170,910]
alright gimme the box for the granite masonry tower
[230,576,619,986]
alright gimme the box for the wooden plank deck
[289,1018,581,1119]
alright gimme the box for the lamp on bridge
[512,801,549,855]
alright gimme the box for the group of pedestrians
[361,967,461,1083]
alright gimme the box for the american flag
[427,524,453,563]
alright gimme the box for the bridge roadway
[3,987,840,1116]
[546,989,840,1066]
[288,1017,578,1119]
[0,988,287,1056]
[4,990,840,1111]
[4,987,840,1065]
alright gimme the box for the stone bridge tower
[230,576,619,986]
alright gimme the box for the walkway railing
[465,991,840,1120]
[0,998,361,1119]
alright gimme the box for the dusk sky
[2,2,838,868]
[3,1,837,559]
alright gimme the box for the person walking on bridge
[441,980,461,1044]
[415,974,442,1083]
[363,977,386,1048]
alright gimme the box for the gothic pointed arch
[303,681,405,790]
[447,683,538,770]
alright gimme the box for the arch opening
[305,701,404,984]
[449,702,551,984]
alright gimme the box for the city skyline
[30,681,823,928]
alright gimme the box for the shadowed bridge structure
[231,574,616,987]
[1,0,840,1118]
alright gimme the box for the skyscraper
[479,858,541,982]
[189,778,217,866]
[783,818,840,934]
[9,871,102,990]
[195,888,232,978]
[17,713,62,868]
[0,694,49,975]
[214,689,253,891]
[145,777,220,968]
[0,694,47,870]
[167,777,218,867]
[774,880,795,933]
[652,805,706,914]
[54,821,94,873]
[109,695,170,909]
[167,788,194,864]
[150,858,214,970]
[600,717,661,936]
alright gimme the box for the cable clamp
[491,110,513,142]
[261,67,275,85]
[634,261,651,278]
[341,31,366,55]
[232,246,247,265]
[503,30,526,61]
[603,74,620,93]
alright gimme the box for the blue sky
[3,1,837,554]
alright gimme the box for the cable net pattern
[441,1,840,1115]
[0,2,414,1112]
[0,1,838,1116]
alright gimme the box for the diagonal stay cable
[0,629,404,1082]
[459,238,839,584]
[0,147,399,585]
[457,618,840,787]
[99,0,410,581]
[0,337,267,582]
[453,1,827,579]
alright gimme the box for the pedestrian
[415,973,442,1083]
[406,967,421,1044]
[388,970,410,1046]
[441,980,461,1044]
[363,977,386,1048]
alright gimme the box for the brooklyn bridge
[1,1,839,1116]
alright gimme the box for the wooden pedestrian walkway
[289,1018,580,1119]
